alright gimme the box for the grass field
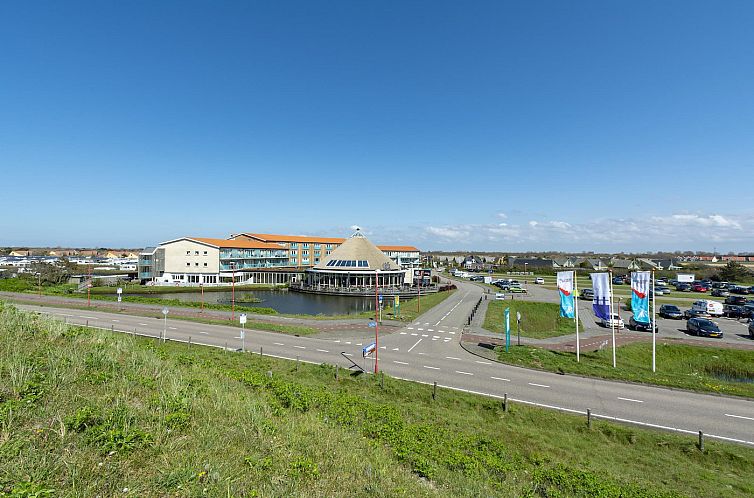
[483,300,580,339]
[3,301,754,496]
[495,342,754,398]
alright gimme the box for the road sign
[378,294,383,303]
[162,308,169,316]
[239,313,247,324]
[362,342,376,357]
[117,287,123,295]
[368,321,377,328]
[516,311,521,323]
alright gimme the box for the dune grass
[2,301,754,496]
[483,300,580,339]
[495,342,754,398]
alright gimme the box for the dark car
[659,304,683,319]
[723,305,750,319]
[684,308,710,319]
[711,281,729,289]
[730,285,751,295]
[686,318,723,338]
[613,276,626,285]
[676,283,692,292]
[628,316,658,332]
[749,319,754,339]
[711,288,730,297]
[580,288,594,299]
[724,296,748,306]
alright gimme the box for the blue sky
[2,1,753,252]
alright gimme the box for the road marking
[392,347,399,351]
[316,349,329,353]
[400,332,407,335]
[61,313,74,317]
[446,356,462,361]
[475,360,492,365]
[293,345,306,349]
[411,333,418,336]
[725,413,754,421]
[417,328,424,331]
[428,329,434,332]
[111,319,119,322]
[357,343,362,346]
[424,322,430,325]
[528,383,550,388]
[393,360,409,365]
[199,331,209,335]
[617,397,644,403]
[80,316,97,320]
[169,327,177,330]
[273,342,285,346]
[345,341,351,345]
[407,327,414,330]
[455,370,473,376]
[491,376,510,382]
[343,353,352,356]
[138,323,148,326]
[444,338,451,342]
[421,334,428,337]
[423,365,440,370]
[407,339,422,352]
[417,352,426,355]
[449,331,456,335]
[333,340,341,343]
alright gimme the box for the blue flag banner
[631,271,651,324]
[557,271,575,318]
[591,272,611,320]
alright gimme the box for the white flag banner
[591,272,611,320]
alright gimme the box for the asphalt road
[19,279,754,446]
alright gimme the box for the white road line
[421,334,428,337]
[432,335,439,339]
[293,345,306,349]
[428,329,434,332]
[111,319,119,322]
[446,356,462,361]
[138,323,148,326]
[357,343,362,346]
[316,349,329,353]
[424,322,430,326]
[169,327,177,330]
[407,327,414,330]
[273,342,285,346]
[61,313,74,317]
[79,316,97,320]
[400,332,407,335]
[491,376,510,382]
[411,333,418,336]
[528,383,550,388]
[343,353,352,356]
[393,360,409,365]
[199,331,209,335]
[725,413,754,421]
[392,347,399,351]
[455,371,473,376]
[423,365,440,370]
[617,397,644,403]
[417,328,424,331]
[345,341,351,345]
[475,360,492,365]
[407,339,422,352]
[449,331,456,335]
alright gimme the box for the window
[303,251,309,256]
[314,251,320,257]
[186,263,190,266]
[203,251,208,255]
[186,251,190,255]
[314,243,321,249]
[303,243,309,249]
[195,262,199,266]
[195,251,199,255]
[290,243,298,248]
[203,263,207,267]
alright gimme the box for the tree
[717,261,752,282]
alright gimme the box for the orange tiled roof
[377,245,420,252]
[191,237,285,250]
[236,233,346,244]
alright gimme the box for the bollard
[111,324,114,332]
[224,342,228,353]
[698,431,704,452]
[336,365,339,381]
[260,346,263,357]
[188,336,191,348]
[380,371,384,389]
[86,320,89,327]
[296,355,300,371]
[503,393,508,412]
[587,409,592,429]
[432,381,437,400]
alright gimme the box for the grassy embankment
[483,300,580,339]
[495,342,754,398]
[2,301,754,496]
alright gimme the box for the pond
[148,290,377,316]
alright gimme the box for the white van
[495,293,506,300]
[691,299,723,316]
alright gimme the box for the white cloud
[497,212,508,220]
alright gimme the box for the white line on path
[407,339,422,353]
[393,360,409,365]
[417,328,424,331]
[475,360,492,365]
[61,313,74,317]
[138,323,148,326]
[407,327,414,330]
[400,332,407,335]
[491,376,510,382]
[316,349,329,353]
[199,331,209,335]
[392,347,399,351]
[293,345,306,349]
[455,371,473,376]
[273,342,285,346]
[411,333,418,336]
[617,397,644,403]
[428,329,434,332]
[111,319,119,322]
[343,353,352,356]
[445,356,462,361]
[725,413,754,421]
[169,327,177,330]
[423,365,440,370]
[421,334,428,337]
[528,383,550,388]
[80,316,97,320]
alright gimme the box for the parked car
[711,281,729,289]
[676,283,692,292]
[601,313,625,329]
[724,296,748,306]
[495,293,506,300]
[711,288,730,297]
[749,319,754,339]
[628,315,658,332]
[613,276,625,285]
[654,286,671,295]
[659,304,683,319]
[508,286,528,294]
[730,285,751,295]
[580,288,594,299]
[655,278,667,286]
[723,305,751,319]
[686,318,723,338]
[684,308,710,319]
[749,286,754,294]
[691,299,723,316]
[534,277,545,284]
[692,283,709,292]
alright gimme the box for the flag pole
[574,271,580,362]
[647,270,657,372]
[609,270,616,368]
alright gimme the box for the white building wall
[161,239,220,274]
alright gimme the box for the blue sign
[368,321,377,328]
[378,294,383,303]
[363,342,376,357]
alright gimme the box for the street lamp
[374,269,380,374]
[161,307,169,342]
[230,261,237,321]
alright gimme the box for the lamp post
[161,307,169,342]
[524,262,528,276]
[417,268,421,314]
[374,269,380,374]
[230,262,237,321]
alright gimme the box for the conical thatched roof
[313,230,400,271]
